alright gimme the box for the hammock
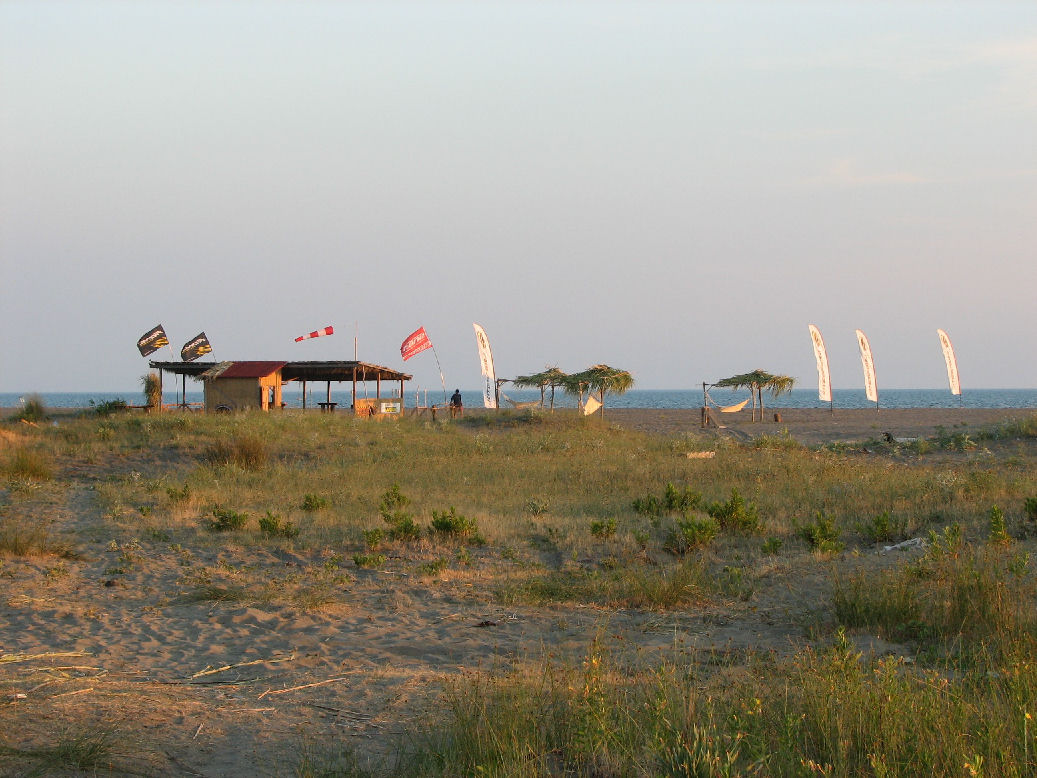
[501,392,541,410]
[704,387,751,413]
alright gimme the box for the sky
[2,1,1035,394]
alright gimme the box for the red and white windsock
[294,326,334,343]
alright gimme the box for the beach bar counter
[149,360,411,417]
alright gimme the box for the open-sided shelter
[149,360,412,417]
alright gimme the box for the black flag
[137,325,169,357]
[181,332,213,362]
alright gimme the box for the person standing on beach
[450,389,463,418]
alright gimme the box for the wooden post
[351,366,357,411]
[302,380,307,409]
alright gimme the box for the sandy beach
[1,405,1034,775]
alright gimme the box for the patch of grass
[3,446,53,481]
[203,434,268,470]
[589,517,617,540]
[0,728,118,773]
[0,520,72,557]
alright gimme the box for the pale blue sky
[2,1,1035,393]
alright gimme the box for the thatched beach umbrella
[566,364,634,416]
[714,369,795,422]
[513,366,569,410]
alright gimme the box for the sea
[3,388,1036,411]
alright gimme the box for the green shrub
[633,483,701,517]
[706,488,760,534]
[353,553,385,569]
[259,511,299,539]
[589,518,617,540]
[663,516,719,556]
[430,507,484,545]
[664,483,701,513]
[632,493,663,517]
[795,512,844,553]
[858,511,908,544]
[419,558,449,576]
[1025,496,1037,524]
[207,505,248,532]
[301,493,330,512]
[761,536,783,555]
[379,485,422,541]
[988,505,1011,545]
[166,483,191,505]
[13,393,47,423]
[362,528,384,549]
[92,398,128,416]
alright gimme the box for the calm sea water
[3,388,1036,411]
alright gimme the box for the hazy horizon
[3,2,1035,394]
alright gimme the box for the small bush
[858,511,908,544]
[362,528,384,549]
[259,511,299,539]
[795,512,844,553]
[706,488,760,534]
[207,505,248,532]
[664,516,719,556]
[430,507,484,544]
[353,553,386,569]
[92,398,128,416]
[301,494,330,512]
[988,505,1010,545]
[664,483,701,513]
[14,394,47,423]
[632,494,663,517]
[1025,496,1037,524]
[418,558,449,576]
[761,536,783,555]
[166,483,192,505]
[589,518,617,540]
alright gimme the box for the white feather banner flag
[808,324,832,403]
[855,329,878,405]
[472,323,497,409]
[937,329,961,396]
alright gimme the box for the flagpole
[430,344,448,403]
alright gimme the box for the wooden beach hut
[202,361,286,412]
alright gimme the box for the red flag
[295,326,334,343]
[401,327,433,361]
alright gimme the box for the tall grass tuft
[141,372,162,410]
[3,445,53,481]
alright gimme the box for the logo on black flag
[137,325,169,357]
[181,332,213,362]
